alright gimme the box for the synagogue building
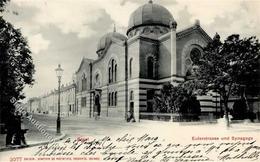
[74,0,214,121]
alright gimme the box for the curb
[0,133,67,152]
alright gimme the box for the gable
[92,38,125,65]
[158,25,212,78]
[177,26,212,42]
[176,27,212,76]
[76,58,93,73]
[158,25,212,44]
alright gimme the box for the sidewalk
[0,114,67,152]
[0,131,66,152]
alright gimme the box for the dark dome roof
[127,0,174,35]
[97,32,127,53]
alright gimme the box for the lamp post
[55,64,63,135]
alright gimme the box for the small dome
[127,0,174,35]
[96,32,127,54]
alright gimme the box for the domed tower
[96,30,127,57]
[127,0,175,38]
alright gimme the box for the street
[28,114,142,137]
[0,114,260,162]
[0,114,143,148]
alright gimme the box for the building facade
[28,97,41,113]
[27,1,259,121]
[75,1,216,121]
[28,83,76,116]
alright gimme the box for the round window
[190,48,201,64]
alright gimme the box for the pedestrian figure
[12,111,22,146]
[11,111,28,147]
[20,115,28,146]
[127,111,136,122]
[5,108,16,147]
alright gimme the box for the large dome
[97,32,127,55]
[127,0,174,36]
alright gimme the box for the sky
[1,0,260,101]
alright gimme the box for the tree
[153,83,177,113]
[153,81,203,120]
[0,0,9,12]
[0,0,35,125]
[197,33,260,126]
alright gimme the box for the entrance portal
[94,94,101,116]
[91,89,101,118]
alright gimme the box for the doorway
[94,94,101,116]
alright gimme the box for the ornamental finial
[169,19,177,29]
[194,19,200,27]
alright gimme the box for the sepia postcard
[0,0,260,161]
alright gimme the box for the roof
[76,57,94,73]
[158,24,212,42]
[96,32,127,54]
[127,0,173,35]
[176,24,212,41]
[41,83,76,98]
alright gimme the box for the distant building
[28,97,41,113]
[28,83,76,116]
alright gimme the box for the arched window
[82,74,87,91]
[185,48,202,79]
[147,57,154,79]
[190,48,201,65]
[115,92,117,106]
[108,93,111,106]
[109,67,112,83]
[111,92,114,106]
[95,73,100,87]
[110,92,113,106]
[129,58,133,78]
[111,60,114,82]
[108,59,117,83]
[114,64,117,82]
[130,90,134,101]
[112,59,114,67]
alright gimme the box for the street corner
[0,133,67,152]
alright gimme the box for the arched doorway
[94,94,101,117]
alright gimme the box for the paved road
[0,115,260,162]
[30,114,142,137]
[0,114,138,148]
